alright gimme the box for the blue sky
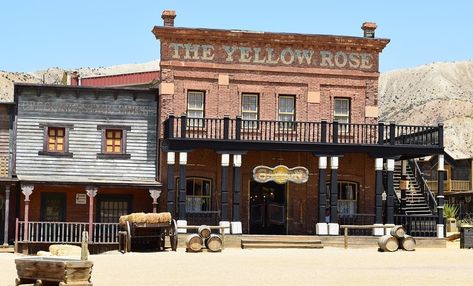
[1,1,472,73]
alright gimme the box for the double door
[249,181,287,234]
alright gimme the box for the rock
[49,244,84,257]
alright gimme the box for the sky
[1,0,472,73]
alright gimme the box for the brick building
[153,11,445,236]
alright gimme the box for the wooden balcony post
[167,114,175,139]
[377,122,384,145]
[235,116,242,141]
[332,121,339,144]
[86,186,98,243]
[3,185,10,246]
[149,189,161,213]
[321,120,327,143]
[438,123,444,148]
[166,152,176,217]
[386,159,395,225]
[374,158,384,225]
[437,155,445,231]
[21,184,34,241]
[389,122,396,145]
[180,114,187,139]
[223,115,230,140]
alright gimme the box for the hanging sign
[253,165,309,184]
[75,194,87,205]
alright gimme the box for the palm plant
[443,203,459,219]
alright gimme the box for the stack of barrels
[378,225,416,252]
[186,225,223,253]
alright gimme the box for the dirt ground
[1,241,472,286]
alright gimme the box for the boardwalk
[1,244,472,286]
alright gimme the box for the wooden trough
[15,257,93,286]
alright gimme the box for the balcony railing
[16,220,120,244]
[426,180,471,193]
[163,115,443,147]
[0,154,8,177]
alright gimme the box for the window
[326,181,358,215]
[39,124,73,157]
[96,195,132,223]
[334,98,350,123]
[97,125,131,159]
[278,95,295,129]
[105,130,123,154]
[241,93,259,129]
[187,91,204,127]
[48,127,65,152]
[40,193,66,222]
[178,177,212,212]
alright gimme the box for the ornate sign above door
[253,165,309,184]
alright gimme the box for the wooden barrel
[205,234,222,252]
[198,225,212,239]
[186,234,203,252]
[378,235,399,252]
[390,225,406,238]
[399,235,416,251]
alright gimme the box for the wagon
[118,213,178,252]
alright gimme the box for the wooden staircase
[241,235,324,249]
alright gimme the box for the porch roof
[17,175,162,188]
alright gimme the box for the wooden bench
[339,224,379,249]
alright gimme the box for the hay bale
[129,212,147,224]
[37,251,51,257]
[146,212,172,223]
[119,214,129,225]
[49,244,83,257]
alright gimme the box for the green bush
[443,203,459,219]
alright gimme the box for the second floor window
[47,127,65,152]
[278,95,295,129]
[105,129,123,154]
[334,98,350,123]
[241,93,259,129]
[187,91,204,127]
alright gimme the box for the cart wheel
[126,221,132,252]
[170,219,178,251]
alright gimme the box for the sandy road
[1,246,472,286]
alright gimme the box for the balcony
[162,115,444,156]
[0,154,8,177]
[426,180,471,194]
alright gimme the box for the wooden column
[3,185,10,246]
[318,156,327,223]
[220,154,230,221]
[149,189,162,213]
[21,184,34,241]
[232,154,242,221]
[330,157,339,223]
[386,159,395,225]
[86,186,97,243]
[178,152,187,221]
[375,158,383,225]
[437,155,445,224]
[166,152,176,217]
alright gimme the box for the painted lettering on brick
[168,43,375,70]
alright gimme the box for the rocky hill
[379,61,473,159]
[0,60,159,102]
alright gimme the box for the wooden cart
[119,219,178,252]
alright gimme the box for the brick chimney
[361,22,377,38]
[162,10,176,27]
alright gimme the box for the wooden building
[153,10,446,236]
[13,83,160,250]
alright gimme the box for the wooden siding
[0,105,11,177]
[15,90,157,181]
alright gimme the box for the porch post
[231,154,242,234]
[149,189,162,213]
[177,152,188,233]
[3,185,10,246]
[374,158,384,236]
[219,154,230,234]
[86,186,97,243]
[386,159,395,226]
[21,184,34,241]
[437,154,445,238]
[329,157,339,235]
[166,152,176,217]
[316,156,328,235]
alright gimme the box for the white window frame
[241,93,259,129]
[187,91,205,127]
[334,98,350,123]
[278,95,295,130]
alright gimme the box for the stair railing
[408,159,438,214]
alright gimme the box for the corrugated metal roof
[80,71,160,87]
